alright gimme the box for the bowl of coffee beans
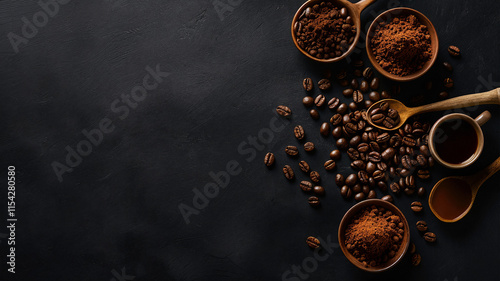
[366,8,439,81]
[291,0,376,63]
[338,199,410,272]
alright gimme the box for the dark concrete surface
[0,0,499,280]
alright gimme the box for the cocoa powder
[371,15,432,76]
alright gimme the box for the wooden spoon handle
[468,156,500,191]
[352,0,377,13]
[414,87,500,115]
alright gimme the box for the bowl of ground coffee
[366,8,438,81]
[291,0,376,63]
[338,199,410,272]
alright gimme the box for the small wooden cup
[338,199,410,272]
[366,7,439,81]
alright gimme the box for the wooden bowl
[338,199,410,272]
[291,0,377,63]
[366,8,439,81]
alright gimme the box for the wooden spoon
[366,87,500,130]
[429,156,500,223]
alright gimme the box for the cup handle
[475,110,491,126]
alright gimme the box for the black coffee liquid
[434,119,478,164]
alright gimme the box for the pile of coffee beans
[368,101,401,129]
[294,1,356,59]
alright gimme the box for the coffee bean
[349,135,361,147]
[347,148,360,160]
[353,69,362,77]
[370,77,380,90]
[303,78,314,91]
[411,201,423,212]
[358,170,369,184]
[352,184,362,193]
[330,149,341,160]
[350,78,359,89]
[401,155,412,169]
[340,185,351,198]
[335,174,345,186]
[443,61,453,72]
[315,94,326,107]
[299,160,310,173]
[339,79,349,87]
[412,253,421,266]
[332,127,343,138]
[357,142,369,153]
[377,162,387,171]
[306,236,320,248]
[283,165,294,180]
[381,194,393,203]
[359,80,369,93]
[313,185,325,196]
[409,243,416,254]
[424,232,437,242]
[364,99,373,109]
[367,190,377,199]
[276,105,291,117]
[324,160,336,171]
[264,152,275,167]
[368,91,380,102]
[353,59,363,68]
[353,90,364,103]
[390,182,400,194]
[416,220,428,232]
[328,97,340,110]
[309,109,319,119]
[342,114,351,125]
[285,145,299,156]
[348,102,358,111]
[352,160,366,171]
[336,70,347,80]
[320,122,330,136]
[438,91,449,100]
[300,181,313,192]
[371,113,385,124]
[354,192,365,201]
[380,90,390,99]
[417,187,426,197]
[373,170,385,181]
[344,123,357,135]
[362,67,373,80]
[303,96,314,107]
[444,77,454,88]
[343,88,354,97]
[310,171,320,183]
[337,103,348,114]
[318,79,331,90]
[448,45,460,57]
[308,196,320,207]
[294,125,305,140]
[336,138,349,150]
[368,151,381,162]
[345,173,358,186]
[428,157,435,167]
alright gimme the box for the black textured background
[1,0,500,280]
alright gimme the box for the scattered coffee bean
[299,160,310,173]
[264,152,275,167]
[390,182,400,194]
[370,77,380,90]
[363,67,373,80]
[353,90,364,103]
[336,70,347,80]
[306,236,320,248]
[330,149,341,160]
[416,220,428,232]
[304,142,315,152]
[381,194,393,203]
[444,77,454,88]
[350,78,359,89]
[367,189,377,199]
[318,79,331,90]
[303,96,314,107]
[359,80,369,93]
[300,181,313,192]
[411,201,423,212]
[380,90,390,99]
[336,138,349,150]
[343,88,354,97]
[423,232,437,242]
[328,97,340,110]
[283,165,294,180]
[345,173,358,186]
[308,196,320,207]
[337,103,348,114]
[320,122,330,136]
[285,145,299,156]
[417,187,425,197]
[313,185,325,196]
[294,125,305,140]
[309,109,319,119]
[353,59,363,68]
[353,69,362,77]
[354,192,365,201]
[315,94,326,107]
[443,62,453,72]
[438,91,449,100]
[303,78,314,91]
[409,242,416,254]
[310,171,320,183]
[340,185,352,199]
[448,45,460,57]
[324,160,336,171]
[276,105,292,117]
[412,253,421,266]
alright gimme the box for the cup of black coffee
[428,111,491,169]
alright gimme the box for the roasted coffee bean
[353,69,362,77]
[377,162,387,172]
[417,187,426,197]
[416,155,427,166]
[438,91,449,100]
[403,136,416,147]
[276,105,291,117]
[411,201,423,212]
[401,155,412,169]
[303,78,314,91]
[320,122,330,136]
[344,123,357,135]
[340,185,352,199]
[390,182,400,194]
[336,70,347,80]
[315,94,326,107]
[424,232,437,242]
[337,103,348,114]
[318,79,331,90]
[339,79,349,87]
[367,190,377,199]
[368,91,380,103]
[352,59,363,68]
[448,45,460,57]
[303,96,314,107]
[264,152,275,167]
[358,170,369,183]
[359,80,369,93]
[412,253,421,266]
[405,175,415,187]
[381,194,393,203]
[364,99,373,109]
[310,171,320,183]
[380,90,390,99]
[294,125,305,140]
[376,132,390,143]
[299,160,310,173]
[351,160,366,171]
[389,167,397,178]
[365,162,375,174]
[308,196,320,207]
[373,170,385,181]
[336,174,345,186]
[309,109,319,119]
[285,145,299,156]
[381,147,396,161]
[370,77,380,90]
[342,114,351,125]
[348,102,358,111]
[357,120,366,131]
[349,135,362,147]
[304,142,315,152]
[443,61,453,72]
[368,141,380,152]
[353,90,364,103]
[416,220,428,232]
[345,173,358,186]
[330,114,342,126]
[409,243,416,254]
[352,184,362,193]
[350,78,359,89]
[332,126,343,138]
[444,77,454,88]
[428,157,435,167]
[300,180,313,192]
[330,149,341,160]
[404,187,415,196]
[417,169,430,180]
[283,165,294,180]
[371,113,385,124]
[363,67,373,80]
[368,151,381,162]
[368,177,376,188]
[328,97,341,110]
[306,236,320,249]
[313,185,325,196]
[343,88,354,97]
[354,192,365,201]
[398,168,410,177]
[336,138,349,150]
[357,143,369,153]
[347,148,360,160]
[324,160,336,171]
